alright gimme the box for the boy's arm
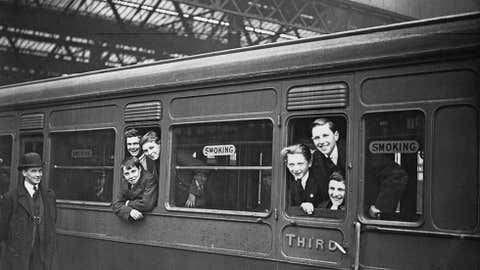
[127,174,158,212]
[112,187,134,221]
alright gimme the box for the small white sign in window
[369,140,419,154]
[202,144,236,158]
[71,149,93,158]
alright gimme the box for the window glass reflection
[364,111,424,221]
[171,120,272,212]
[51,130,114,203]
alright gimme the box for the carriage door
[358,111,425,269]
[277,80,354,269]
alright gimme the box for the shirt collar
[325,145,338,165]
[299,171,309,189]
[24,181,37,198]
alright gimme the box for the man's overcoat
[0,183,57,270]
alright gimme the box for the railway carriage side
[0,13,478,270]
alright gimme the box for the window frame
[166,118,274,218]
[283,113,349,221]
[0,133,14,194]
[359,109,426,228]
[20,133,44,157]
[19,132,45,189]
[122,125,162,160]
[50,127,116,207]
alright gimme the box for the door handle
[330,240,347,254]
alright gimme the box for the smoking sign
[203,144,236,157]
[369,140,419,154]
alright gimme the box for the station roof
[0,0,411,86]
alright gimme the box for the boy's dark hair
[121,157,141,171]
[125,128,141,140]
[311,118,337,135]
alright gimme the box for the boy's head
[328,171,346,206]
[281,144,312,180]
[140,131,161,161]
[125,128,141,157]
[121,157,142,185]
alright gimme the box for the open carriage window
[0,135,13,194]
[123,127,161,178]
[363,111,424,222]
[170,120,272,212]
[285,116,347,218]
[51,129,114,203]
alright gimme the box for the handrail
[53,165,114,170]
[353,222,361,270]
[175,166,272,171]
[364,225,480,240]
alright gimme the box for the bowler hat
[18,152,43,170]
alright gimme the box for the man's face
[23,167,43,186]
[142,141,160,161]
[286,153,311,180]
[122,166,141,185]
[328,180,346,205]
[126,136,141,157]
[193,172,208,185]
[312,125,339,156]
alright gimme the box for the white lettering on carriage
[285,233,340,253]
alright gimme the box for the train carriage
[0,12,479,270]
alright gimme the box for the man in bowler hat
[0,152,57,270]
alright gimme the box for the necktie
[326,154,335,169]
[32,185,41,224]
[33,185,39,200]
[294,180,304,204]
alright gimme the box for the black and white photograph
[0,0,479,269]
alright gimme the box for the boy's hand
[300,202,314,215]
[129,209,144,220]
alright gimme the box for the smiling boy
[112,157,158,222]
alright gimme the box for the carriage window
[285,116,347,218]
[51,130,114,203]
[171,120,272,212]
[19,134,44,186]
[364,111,424,222]
[21,135,43,157]
[123,127,161,177]
[0,135,13,194]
